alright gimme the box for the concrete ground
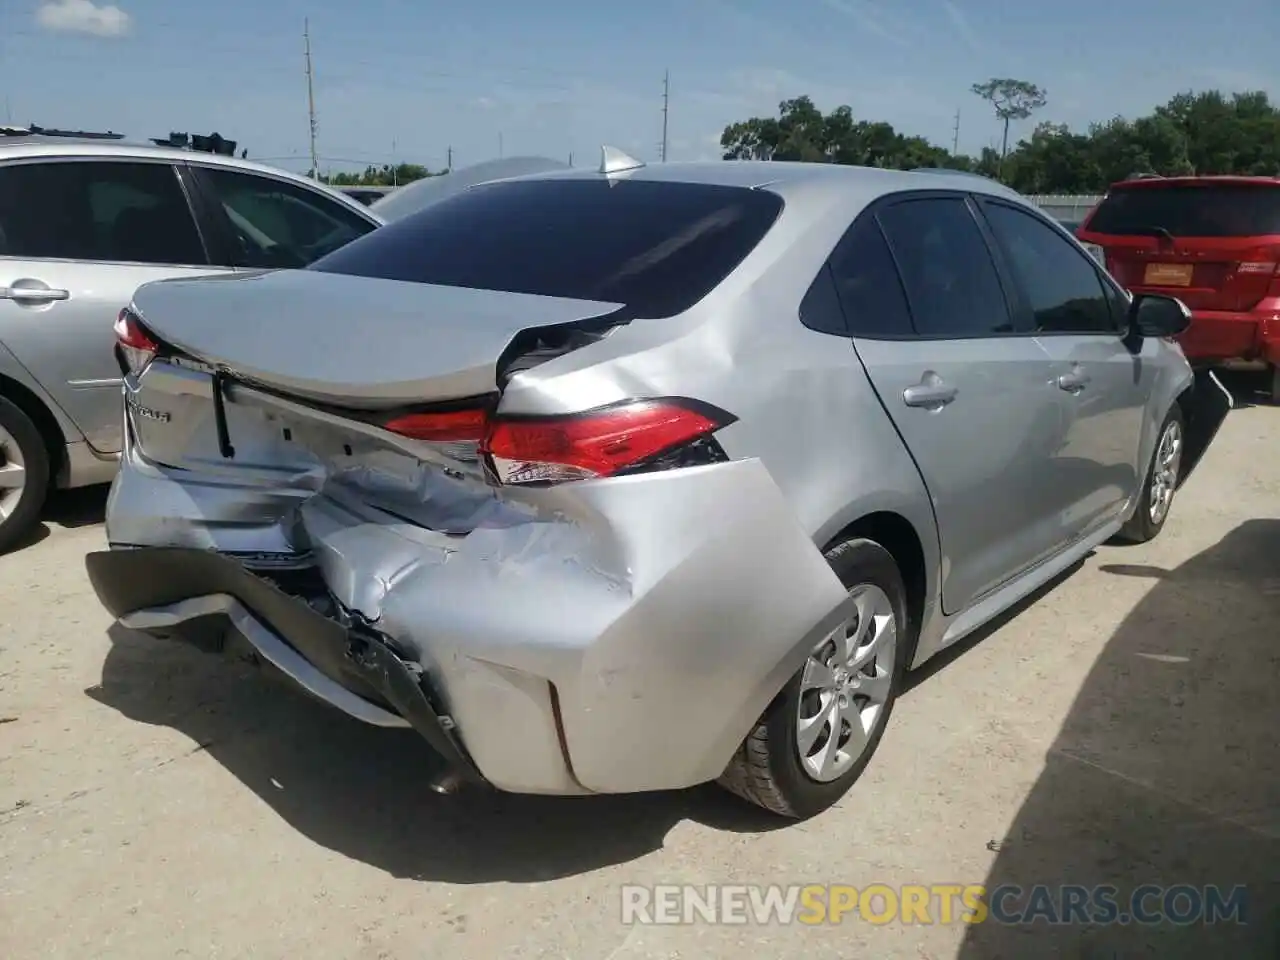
[2,392,1277,959]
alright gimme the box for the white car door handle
[0,284,70,303]
[903,382,958,408]
[1057,371,1091,392]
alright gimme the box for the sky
[2,0,1278,176]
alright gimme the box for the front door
[830,194,1066,615]
[976,198,1152,538]
[0,158,227,454]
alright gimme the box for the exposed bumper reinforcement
[85,547,485,784]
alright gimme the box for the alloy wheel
[795,583,898,782]
[0,424,27,523]
[1149,419,1183,526]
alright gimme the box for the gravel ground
[2,396,1277,959]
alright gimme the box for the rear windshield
[1085,183,1280,238]
[310,177,784,318]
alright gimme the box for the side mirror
[1128,293,1191,339]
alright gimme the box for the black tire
[1270,364,1280,406]
[718,538,911,820]
[0,395,51,555]
[1116,404,1185,545]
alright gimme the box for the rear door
[977,197,1151,538]
[835,192,1065,615]
[0,157,224,454]
[1079,179,1280,312]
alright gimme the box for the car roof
[0,135,381,221]
[469,156,1028,205]
[1110,174,1280,190]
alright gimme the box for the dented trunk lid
[129,269,622,406]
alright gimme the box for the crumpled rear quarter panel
[317,457,850,794]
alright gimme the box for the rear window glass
[1086,184,1280,237]
[310,177,784,318]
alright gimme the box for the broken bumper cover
[85,546,486,784]
[1178,368,1234,488]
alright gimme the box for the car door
[976,198,1153,539]
[833,192,1066,615]
[183,164,379,271]
[0,158,226,454]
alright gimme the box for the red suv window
[1079,178,1280,316]
[1084,181,1280,238]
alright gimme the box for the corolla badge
[126,395,172,423]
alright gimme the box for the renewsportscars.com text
[620,883,1250,926]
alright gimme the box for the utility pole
[568,151,574,167]
[952,108,961,155]
[660,70,670,162]
[304,19,318,179]
[446,146,453,171]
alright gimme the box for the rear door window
[0,160,206,264]
[311,178,785,318]
[875,196,1016,338]
[195,166,377,269]
[1085,183,1280,237]
[822,216,914,338]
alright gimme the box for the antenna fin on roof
[599,145,645,175]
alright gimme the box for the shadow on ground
[957,519,1280,958]
[86,623,784,884]
[5,484,110,553]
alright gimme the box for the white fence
[1027,195,1103,221]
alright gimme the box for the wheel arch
[822,511,928,670]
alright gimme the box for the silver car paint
[0,141,381,488]
[101,161,1199,794]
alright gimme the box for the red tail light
[114,308,158,376]
[482,398,733,485]
[381,407,490,442]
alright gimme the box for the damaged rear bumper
[96,454,854,797]
[85,546,486,784]
[1178,368,1234,488]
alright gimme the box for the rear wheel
[0,396,50,554]
[718,538,910,819]
[1116,406,1184,545]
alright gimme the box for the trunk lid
[1078,178,1280,312]
[123,271,621,533]
[130,269,622,406]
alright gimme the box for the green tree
[324,163,436,187]
[719,86,1280,194]
[970,78,1048,175]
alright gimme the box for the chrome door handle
[903,382,958,408]
[1056,372,1091,393]
[0,285,70,303]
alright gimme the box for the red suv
[1078,175,1280,398]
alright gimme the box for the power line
[660,69,670,162]
[304,18,318,179]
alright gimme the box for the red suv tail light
[384,397,735,484]
[114,308,158,376]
